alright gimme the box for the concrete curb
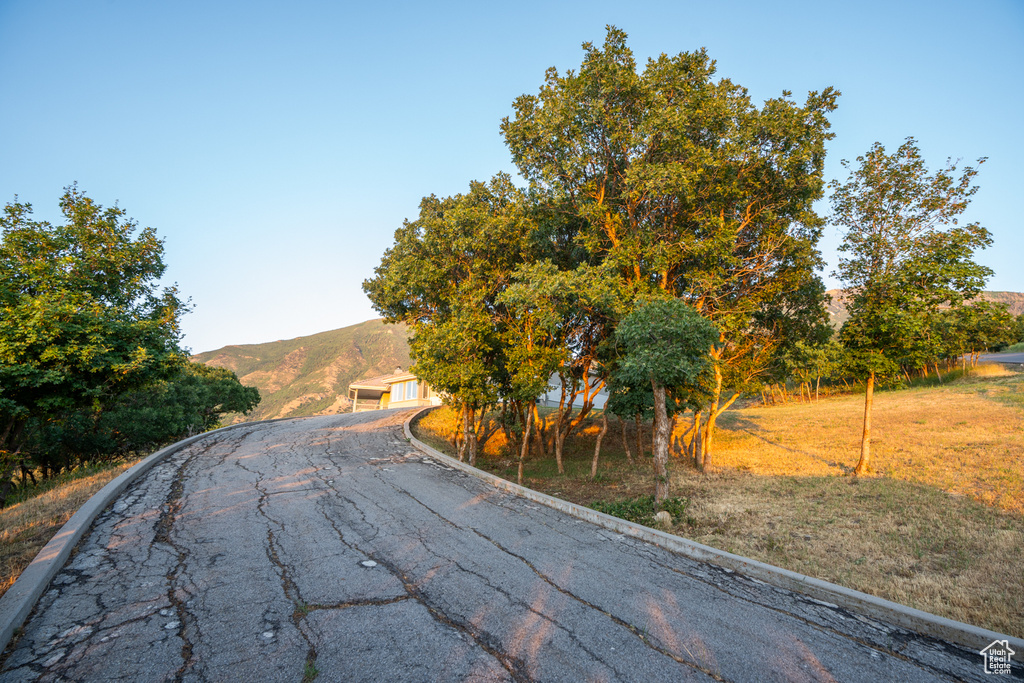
[0,418,290,655]
[404,407,1024,657]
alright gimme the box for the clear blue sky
[2,0,1021,353]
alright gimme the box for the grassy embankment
[412,364,1024,638]
[0,460,139,598]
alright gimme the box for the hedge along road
[0,411,1002,682]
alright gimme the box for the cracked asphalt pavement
[0,411,1002,682]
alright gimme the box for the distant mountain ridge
[198,290,1021,422]
[825,290,1024,328]
[192,319,411,422]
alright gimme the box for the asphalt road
[980,351,1024,364]
[0,411,1002,682]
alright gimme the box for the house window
[390,379,418,403]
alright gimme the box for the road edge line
[0,417,293,655]
[403,406,1023,656]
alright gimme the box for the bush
[590,495,688,526]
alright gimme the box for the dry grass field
[413,364,1024,637]
[0,460,138,598]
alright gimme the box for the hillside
[192,319,411,422]
[826,289,1024,328]
[197,289,1021,421]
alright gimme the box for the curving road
[980,352,1024,365]
[0,411,998,682]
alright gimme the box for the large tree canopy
[363,174,534,463]
[501,26,839,465]
[0,186,187,502]
[831,138,992,474]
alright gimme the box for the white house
[537,373,609,410]
[348,368,442,413]
[349,368,608,412]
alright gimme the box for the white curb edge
[0,417,293,655]
[403,406,1024,657]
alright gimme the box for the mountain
[192,319,411,422]
[825,290,1024,328]
[199,290,1022,422]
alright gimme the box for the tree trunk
[500,401,519,452]
[551,371,592,475]
[0,469,16,509]
[693,416,704,470]
[703,358,724,471]
[815,375,820,402]
[518,404,533,486]
[475,405,498,452]
[685,410,700,465]
[933,362,943,383]
[554,423,566,475]
[532,403,548,456]
[669,413,683,459]
[457,404,469,462]
[467,406,478,466]
[555,372,601,475]
[591,412,608,478]
[651,381,671,505]
[0,424,25,509]
[20,464,36,486]
[855,371,874,476]
[620,417,633,463]
[634,414,643,459]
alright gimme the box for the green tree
[109,362,260,440]
[499,261,618,474]
[362,174,533,464]
[969,301,1018,355]
[497,265,576,483]
[831,138,992,475]
[0,186,186,505]
[501,26,838,469]
[613,299,718,504]
[34,363,260,473]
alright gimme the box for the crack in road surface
[1,411,1011,682]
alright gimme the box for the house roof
[348,370,418,391]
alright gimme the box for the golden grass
[675,473,1023,637]
[412,367,1024,637]
[966,362,1017,378]
[0,461,138,598]
[714,370,1024,514]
